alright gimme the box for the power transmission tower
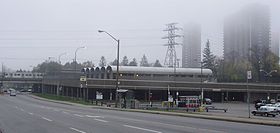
[162,23,181,67]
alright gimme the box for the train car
[81,66,213,82]
[4,72,43,79]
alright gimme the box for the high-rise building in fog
[271,32,279,60]
[182,23,201,68]
[224,4,270,61]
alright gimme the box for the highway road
[1,95,280,133]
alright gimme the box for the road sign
[247,71,252,80]
[80,76,87,82]
[212,89,221,92]
[96,91,103,100]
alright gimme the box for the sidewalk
[29,95,280,127]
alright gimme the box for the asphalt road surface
[1,95,280,133]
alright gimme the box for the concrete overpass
[39,76,280,102]
[2,75,280,102]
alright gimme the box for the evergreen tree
[202,39,217,77]
[121,56,129,66]
[99,56,107,67]
[128,58,138,66]
[153,59,162,67]
[35,61,63,74]
[110,59,118,66]
[140,54,150,67]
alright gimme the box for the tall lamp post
[58,52,67,64]
[74,46,86,72]
[200,61,203,106]
[98,30,120,107]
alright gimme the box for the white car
[252,106,278,117]
[272,104,280,113]
[10,90,16,96]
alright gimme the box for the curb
[29,94,280,127]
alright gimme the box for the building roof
[110,66,212,75]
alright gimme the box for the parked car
[254,99,267,109]
[204,98,212,105]
[272,104,280,113]
[10,90,16,96]
[251,106,278,117]
[270,99,276,104]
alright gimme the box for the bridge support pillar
[221,92,224,103]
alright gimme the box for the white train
[4,72,43,79]
[81,66,213,82]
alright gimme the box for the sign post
[247,71,252,118]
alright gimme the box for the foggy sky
[0,0,279,70]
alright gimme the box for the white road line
[28,112,33,115]
[74,114,84,117]
[123,124,162,133]
[94,119,108,123]
[70,127,86,133]
[62,111,70,114]
[41,117,53,122]
[86,115,102,118]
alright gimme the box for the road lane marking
[28,112,33,115]
[74,114,84,117]
[123,124,162,133]
[41,117,53,122]
[70,127,86,133]
[94,119,108,123]
[112,116,226,133]
[62,111,70,114]
[86,115,102,118]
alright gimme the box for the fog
[0,0,279,70]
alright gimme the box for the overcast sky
[0,0,279,70]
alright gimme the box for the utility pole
[162,23,181,106]
[247,70,252,118]
[162,23,181,68]
[1,63,3,89]
[200,61,203,106]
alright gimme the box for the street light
[259,69,277,101]
[260,69,277,77]
[74,46,86,71]
[98,30,120,107]
[200,61,203,106]
[58,52,67,64]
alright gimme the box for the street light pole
[246,70,251,118]
[200,61,203,106]
[74,46,86,72]
[98,30,120,108]
[58,52,67,64]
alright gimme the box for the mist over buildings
[0,0,279,70]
